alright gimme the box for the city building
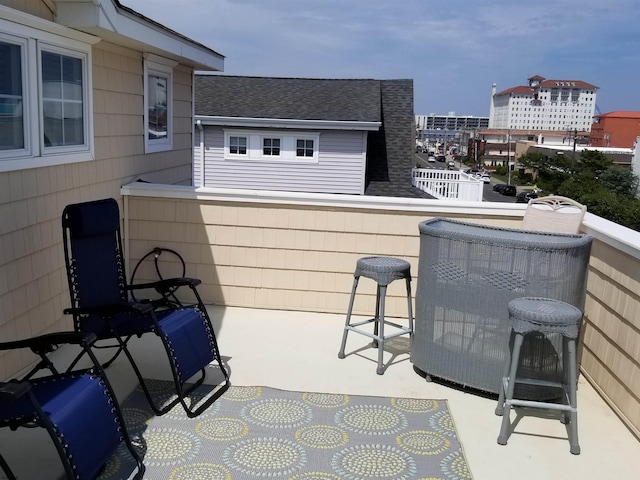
[415,113,489,130]
[415,113,489,153]
[590,111,640,148]
[489,75,598,132]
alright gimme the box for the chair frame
[521,195,586,234]
[0,332,144,480]
[62,198,230,418]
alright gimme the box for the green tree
[543,149,640,231]
[599,167,639,198]
[517,152,548,180]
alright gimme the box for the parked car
[493,183,516,195]
[516,191,539,203]
[447,160,456,170]
[475,172,491,183]
[428,156,436,163]
[501,185,517,196]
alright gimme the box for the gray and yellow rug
[100,380,472,479]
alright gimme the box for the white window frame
[143,56,175,153]
[228,134,248,156]
[261,136,282,157]
[223,129,319,163]
[38,42,90,156]
[0,13,95,172]
[0,32,30,160]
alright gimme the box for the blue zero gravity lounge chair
[0,332,144,480]
[61,198,230,418]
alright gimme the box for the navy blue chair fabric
[0,332,144,480]
[62,198,230,418]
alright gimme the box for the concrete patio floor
[203,306,639,480]
[2,305,638,479]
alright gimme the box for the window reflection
[147,73,168,140]
[41,51,84,147]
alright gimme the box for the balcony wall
[121,182,640,440]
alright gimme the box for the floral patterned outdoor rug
[99,381,472,479]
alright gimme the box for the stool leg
[405,276,414,338]
[338,275,359,359]
[566,337,580,455]
[376,284,387,375]
[498,332,524,445]
[372,285,381,348]
[496,329,515,416]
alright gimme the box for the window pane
[296,139,313,157]
[63,103,84,145]
[42,100,62,147]
[0,41,24,150]
[147,73,168,140]
[230,136,247,154]
[263,138,280,156]
[41,50,84,147]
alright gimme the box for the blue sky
[124,0,639,117]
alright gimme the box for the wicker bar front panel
[414,218,592,396]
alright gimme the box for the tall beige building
[489,75,598,132]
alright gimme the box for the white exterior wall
[194,126,367,195]
[489,95,510,129]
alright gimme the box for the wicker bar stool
[338,256,413,375]
[496,297,583,454]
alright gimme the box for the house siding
[196,127,366,194]
[0,25,197,378]
[0,0,54,20]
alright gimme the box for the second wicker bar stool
[338,256,413,375]
[496,297,583,454]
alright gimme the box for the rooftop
[3,305,638,479]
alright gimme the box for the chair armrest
[129,277,202,293]
[0,381,32,400]
[0,332,98,355]
[64,302,153,317]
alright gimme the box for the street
[414,152,517,202]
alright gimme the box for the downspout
[196,120,204,187]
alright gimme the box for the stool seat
[497,296,583,454]
[354,256,412,286]
[338,256,413,375]
[508,297,581,338]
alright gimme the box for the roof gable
[195,75,381,122]
[55,0,224,70]
[494,86,534,96]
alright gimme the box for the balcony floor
[2,306,639,479]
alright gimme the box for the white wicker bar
[413,218,593,396]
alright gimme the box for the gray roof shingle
[195,75,381,122]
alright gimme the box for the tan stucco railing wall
[124,195,521,317]
[580,238,640,436]
[122,188,640,439]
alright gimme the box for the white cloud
[122,0,640,114]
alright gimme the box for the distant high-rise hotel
[489,75,598,132]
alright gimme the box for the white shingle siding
[194,126,367,195]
